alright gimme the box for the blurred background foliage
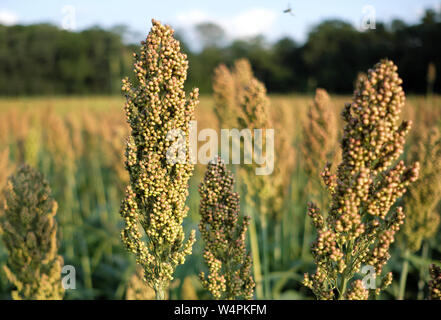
[0,8,441,96]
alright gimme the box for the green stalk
[61,164,76,261]
[338,276,349,300]
[92,158,107,216]
[154,283,166,300]
[281,180,295,269]
[260,212,270,299]
[81,250,93,289]
[398,249,410,300]
[338,241,353,300]
[281,207,288,269]
[301,183,321,260]
[248,205,263,299]
[301,214,311,260]
[417,242,429,300]
[274,223,281,270]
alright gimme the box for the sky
[1,0,440,46]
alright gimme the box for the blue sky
[1,0,440,45]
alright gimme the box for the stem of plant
[337,240,355,300]
[274,223,281,270]
[301,214,311,260]
[338,276,348,300]
[417,242,429,300]
[398,249,410,300]
[247,201,263,299]
[301,184,320,260]
[261,212,270,299]
[154,283,166,300]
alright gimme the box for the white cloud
[0,9,18,26]
[175,8,279,39]
[176,10,211,27]
[227,8,278,38]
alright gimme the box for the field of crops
[1,17,441,301]
[1,87,440,299]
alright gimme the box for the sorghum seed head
[120,19,198,294]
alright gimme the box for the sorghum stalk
[398,248,410,300]
[212,59,256,131]
[301,88,337,258]
[44,112,79,272]
[212,59,267,299]
[120,19,198,300]
[398,127,441,299]
[417,242,429,300]
[0,165,64,300]
[302,88,338,182]
[212,58,295,298]
[199,157,255,300]
[212,63,239,129]
[303,59,419,300]
[269,102,296,222]
[237,76,273,299]
[271,103,295,268]
[400,127,441,252]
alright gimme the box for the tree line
[0,8,440,96]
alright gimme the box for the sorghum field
[1,20,441,301]
[1,89,440,300]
